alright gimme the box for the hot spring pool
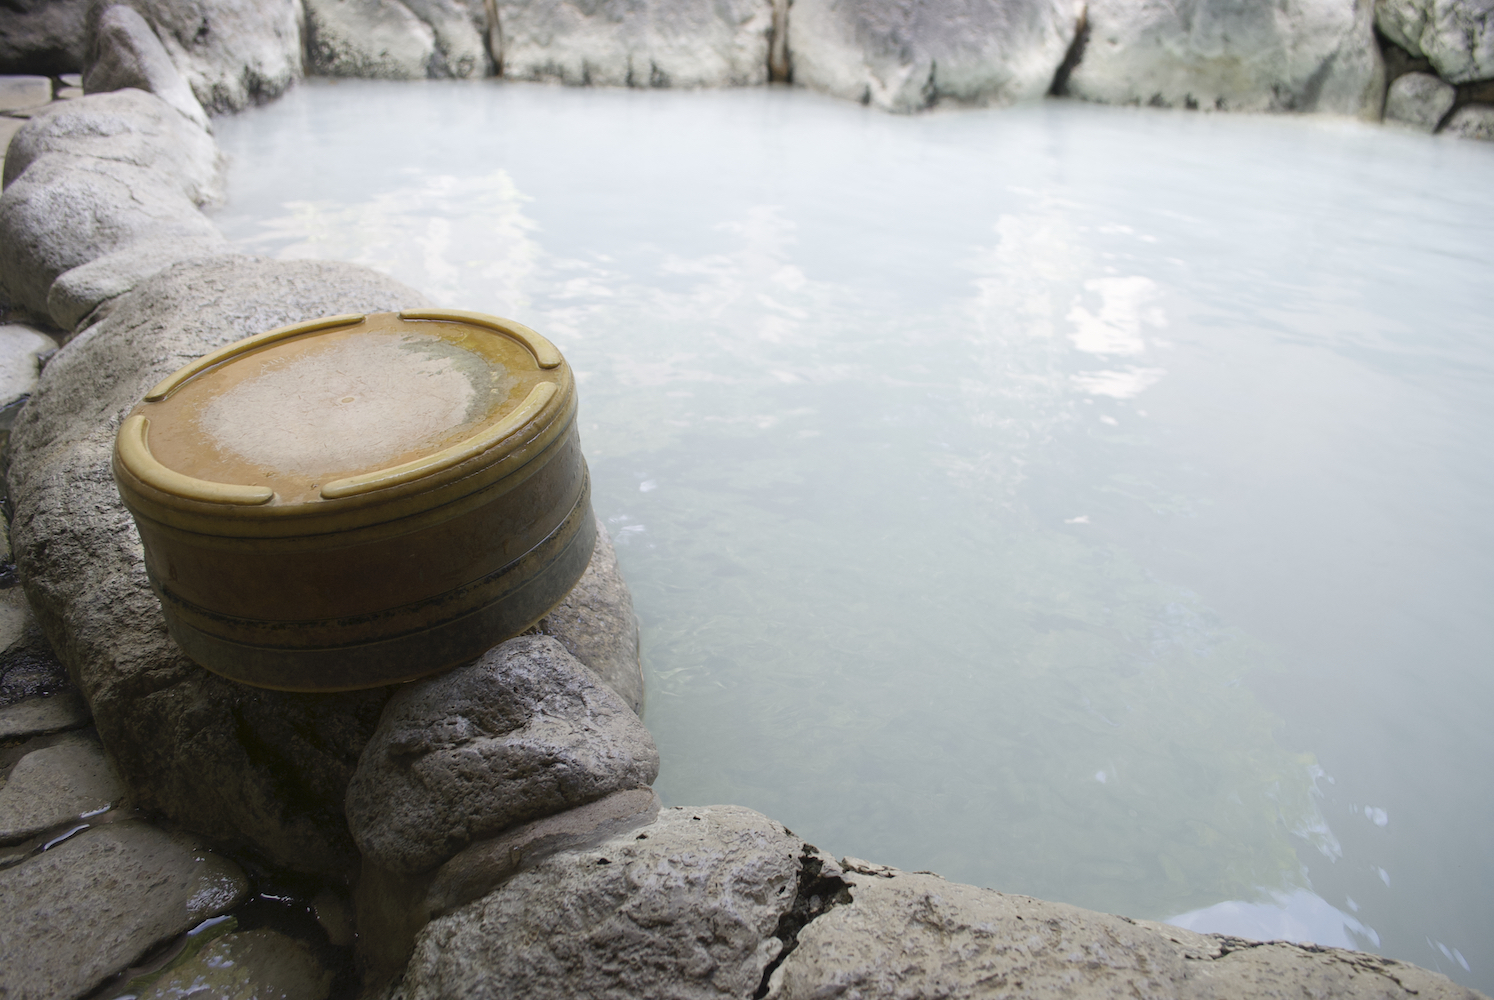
[212,80,1493,990]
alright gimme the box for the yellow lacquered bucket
[111,309,595,692]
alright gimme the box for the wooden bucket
[112,309,595,692]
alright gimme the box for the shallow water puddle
[213,80,1494,990]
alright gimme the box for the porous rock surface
[788,0,1080,113]
[0,820,248,1000]
[305,0,441,80]
[764,863,1482,999]
[84,3,212,129]
[5,255,428,874]
[1377,0,1494,84]
[1441,100,1494,136]
[496,0,773,88]
[392,805,802,1000]
[0,322,57,405]
[0,729,125,842]
[1064,0,1385,116]
[0,0,88,76]
[346,634,659,875]
[1385,69,1457,128]
[85,0,306,114]
[530,518,644,714]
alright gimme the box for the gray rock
[346,634,659,875]
[0,322,57,406]
[0,585,72,711]
[1377,0,1494,84]
[47,232,229,331]
[5,255,431,875]
[0,820,248,1000]
[765,863,1480,1000]
[1,116,25,164]
[395,805,802,1000]
[1,87,224,204]
[0,152,221,317]
[1065,0,1386,116]
[1386,69,1457,129]
[83,4,212,130]
[1442,100,1494,137]
[497,0,773,88]
[0,729,124,842]
[403,0,493,77]
[0,75,52,112]
[530,517,643,714]
[0,691,89,739]
[85,0,306,114]
[305,0,439,79]
[789,0,1079,112]
[0,0,88,76]
[137,928,336,1000]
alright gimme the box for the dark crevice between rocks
[753,848,854,999]
[1048,4,1089,97]
[769,0,792,84]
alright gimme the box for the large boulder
[0,88,221,201]
[496,0,774,88]
[85,0,306,114]
[5,255,430,874]
[305,0,440,79]
[1442,100,1494,136]
[1377,0,1494,84]
[346,634,659,875]
[0,820,248,1000]
[83,4,212,129]
[1063,0,1386,116]
[403,0,493,77]
[0,0,88,75]
[0,153,221,320]
[1385,68,1457,128]
[393,805,805,1000]
[764,863,1481,1000]
[788,0,1081,112]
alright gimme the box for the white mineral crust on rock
[1065,0,1386,116]
[496,0,774,88]
[1377,0,1494,84]
[788,0,1081,112]
[305,0,439,79]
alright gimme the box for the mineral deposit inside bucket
[145,326,531,502]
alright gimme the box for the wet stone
[0,691,88,739]
[0,729,124,843]
[135,928,335,1000]
[0,820,248,1000]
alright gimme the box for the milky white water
[213,81,1494,989]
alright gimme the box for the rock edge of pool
[1,1,1490,998]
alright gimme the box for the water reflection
[212,83,1493,989]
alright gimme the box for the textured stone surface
[1386,69,1457,128]
[5,256,430,874]
[403,0,493,77]
[86,0,306,114]
[0,74,51,112]
[47,232,229,330]
[530,517,643,713]
[765,863,1481,1000]
[0,322,56,405]
[0,821,248,1000]
[0,585,71,711]
[1442,100,1494,136]
[1,87,223,202]
[0,0,88,76]
[1065,0,1385,116]
[138,928,336,1000]
[1377,0,1494,84]
[789,0,1079,112]
[0,691,88,738]
[83,4,211,129]
[497,0,773,88]
[305,0,439,79]
[0,152,220,318]
[347,634,659,875]
[395,805,802,1000]
[0,729,124,842]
